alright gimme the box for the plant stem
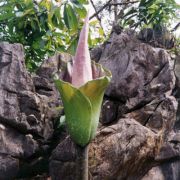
[76,144,89,180]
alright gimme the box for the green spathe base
[55,61,111,147]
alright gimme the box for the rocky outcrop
[0,42,60,179]
[0,29,179,180]
[89,118,160,180]
[49,32,179,179]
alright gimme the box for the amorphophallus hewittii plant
[54,12,111,147]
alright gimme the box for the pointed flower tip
[71,10,92,88]
[85,9,90,24]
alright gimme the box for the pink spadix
[71,11,92,88]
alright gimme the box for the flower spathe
[55,62,111,146]
[54,12,111,147]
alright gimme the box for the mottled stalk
[76,145,89,180]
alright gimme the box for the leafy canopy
[0,0,179,71]
[122,0,180,28]
[0,0,91,71]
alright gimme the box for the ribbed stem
[76,144,89,180]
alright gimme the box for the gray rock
[127,96,177,134]
[89,118,160,180]
[0,43,54,139]
[174,54,180,131]
[49,32,178,180]
[0,154,19,180]
[142,161,180,180]
[101,99,119,124]
[0,42,60,178]
[90,46,103,62]
[50,118,160,180]
[0,124,38,158]
[140,51,180,180]
[49,137,77,180]
[0,30,178,179]
[99,32,175,109]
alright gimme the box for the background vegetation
[0,0,179,71]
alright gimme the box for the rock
[0,30,178,179]
[99,32,175,108]
[0,43,54,138]
[137,27,175,49]
[49,31,178,179]
[49,137,77,180]
[127,96,177,134]
[0,42,60,178]
[0,154,19,180]
[34,53,73,116]
[0,124,38,158]
[142,161,180,180]
[141,166,165,180]
[50,118,160,180]
[143,131,180,180]
[50,160,76,180]
[174,54,180,131]
[90,46,103,62]
[89,118,160,180]
[101,99,119,124]
[148,53,180,180]
[36,53,72,80]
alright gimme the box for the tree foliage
[0,0,179,71]
[91,0,179,32]
[0,0,89,71]
[122,0,180,28]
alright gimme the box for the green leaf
[72,2,87,18]
[71,0,89,4]
[57,115,66,130]
[63,3,78,30]
[64,4,70,29]
[77,0,89,4]
[67,36,78,55]
[52,8,64,29]
[74,6,87,18]
[99,28,104,36]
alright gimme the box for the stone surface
[101,99,119,124]
[49,31,178,180]
[99,32,175,105]
[141,54,180,180]
[89,118,160,180]
[0,154,19,180]
[50,118,160,180]
[34,53,73,116]
[90,46,103,62]
[174,54,180,131]
[0,42,60,179]
[0,29,179,179]
[142,161,180,180]
[49,137,77,180]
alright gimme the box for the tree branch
[172,22,180,32]
[114,0,118,21]
[90,0,106,37]
[90,0,139,20]
[90,0,114,20]
[109,1,139,6]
